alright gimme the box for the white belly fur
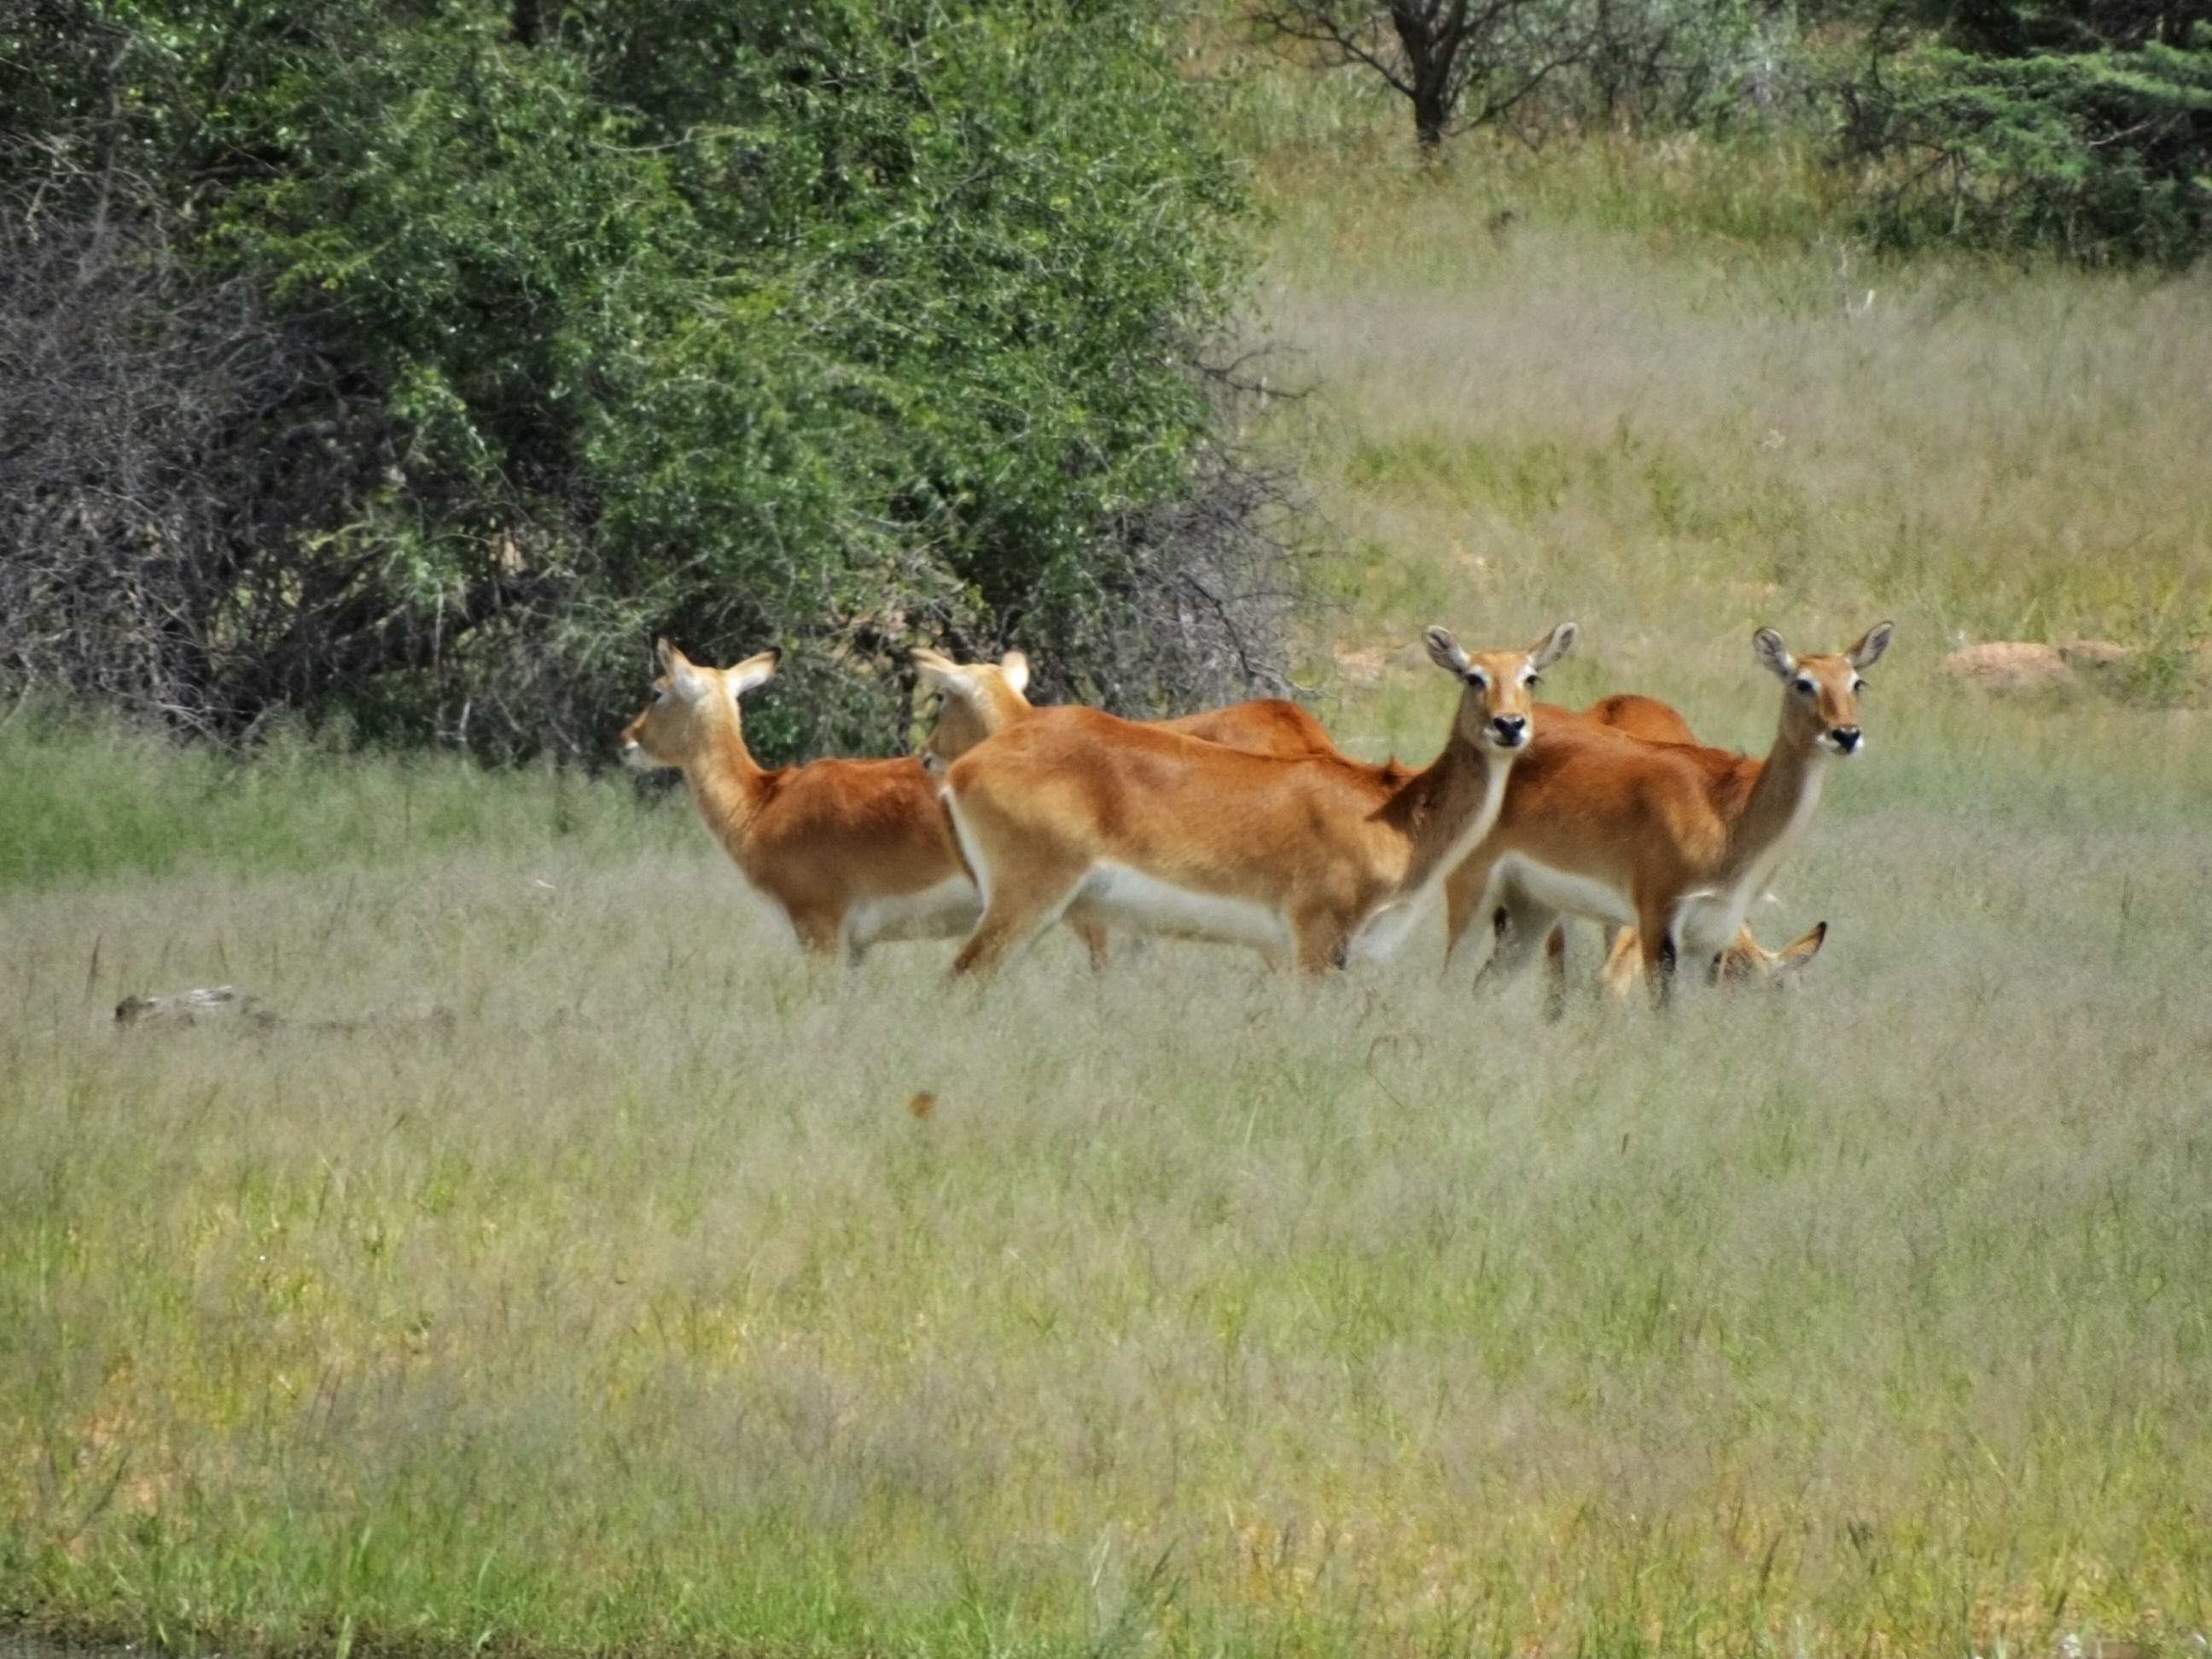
[1344,896,1425,963]
[1080,862,1294,954]
[845,875,983,950]
[1489,853,1638,929]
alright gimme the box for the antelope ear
[1848,621,1895,672]
[998,650,1030,696]
[1528,622,1577,672]
[1754,628,1796,680]
[727,648,781,699]
[658,639,705,699]
[911,647,963,695]
[1775,919,1827,973]
[1423,626,1472,678]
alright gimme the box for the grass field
[4,140,2211,1658]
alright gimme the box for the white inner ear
[999,653,1030,696]
[1424,626,1471,677]
[1852,625,1895,670]
[727,655,778,697]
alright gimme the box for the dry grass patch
[1248,157,2212,740]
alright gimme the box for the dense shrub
[0,1,1301,760]
[1836,3,2212,263]
[1249,0,1796,149]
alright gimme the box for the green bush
[1835,9,2212,263]
[0,2,1297,760]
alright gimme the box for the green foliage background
[1,0,1277,759]
[1835,0,2212,262]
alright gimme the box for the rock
[2056,638,2133,676]
[1937,642,2072,694]
[1331,644,1388,688]
[114,985,273,1028]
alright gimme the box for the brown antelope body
[919,649,1817,986]
[938,624,1577,976]
[1537,691,1827,993]
[1444,624,1891,998]
[621,642,979,958]
[912,647,1365,964]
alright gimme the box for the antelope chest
[1348,757,1516,963]
[1669,776,1825,958]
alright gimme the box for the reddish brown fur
[1535,691,1801,995]
[938,625,1576,977]
[1154,698,1345,759]
[912,650,1355,963]
[623,642,975,958]
[1562,692,1698,746]
[914,649,1344,768]
[1444,624,1891,1002]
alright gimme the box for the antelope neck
[1388,731,1516,892]
[682,718,772,849]
[1721,719,1830,875]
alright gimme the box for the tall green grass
[0,705,677,893]
[3,685,2209,1658]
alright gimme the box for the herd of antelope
[621,618,1893,1005]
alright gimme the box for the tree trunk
[1394,0,1469,148]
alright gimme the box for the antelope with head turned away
[621,641,981,960]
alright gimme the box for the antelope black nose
[1831,725,1861,754]
[1492,713,1528,747]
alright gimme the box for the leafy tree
[1250,0,1784,148]
[0,1,1300,760]
[1836,0,2212,261]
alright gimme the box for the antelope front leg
[1441,857,1488,973]
[1470,896,1558,998]
[1598,927,1643,998]
[1289,902,1355,975]
[1063,904,1112,970]
[1635,903,1679,1009]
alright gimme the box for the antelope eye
[1852,677,1867,693]
[1464,669,1489,690]
[1795,676,1817,696]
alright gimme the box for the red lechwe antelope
[918,644,1817,986]
[935,623,1577,977]
[1537,692,1828,994]
[622,640,1353,965]
[1442,622,1892,1000]
[621,641,981,959]
[913,645,1371,964]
